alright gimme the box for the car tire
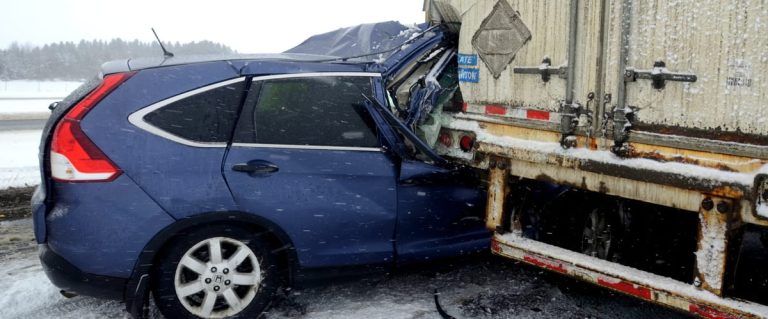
[152,225,281,319]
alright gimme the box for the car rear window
[143,81,245,143]
[235,76,379,148]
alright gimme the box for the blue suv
[33,25,488,318]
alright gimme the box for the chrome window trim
[231,143,382,152]
[250,72,381,82]
[128,77,246,148]
[129,73,381,149]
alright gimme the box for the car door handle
[232,161,279,174]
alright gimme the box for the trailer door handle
[625,60,697,90]
[513,57,568,83]
[232,160,279,174]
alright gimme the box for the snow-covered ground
[0,130,42,189]
[0,81,78,189]
[0,99,57,118]
[0,80,78,119]
[0,218,687,319]
[0,80,82,97]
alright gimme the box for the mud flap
[127,274,150,319]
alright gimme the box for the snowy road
[0,219,691,319]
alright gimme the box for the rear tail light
[438,132,453,148]
[50,72,135,182]
[459,135,475,152]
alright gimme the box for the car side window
[235,76,379,148]
[143,81,245,143]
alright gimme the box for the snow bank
[0,80,79,118]
[0,99,56,117]
[0,130,42,189]
[0,80,81,97]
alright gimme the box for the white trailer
[422,0,768,317]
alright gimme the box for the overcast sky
[0,0,426,53]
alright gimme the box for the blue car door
[364,85,489,264]
[396,160,489,263]
[223,73,398,269]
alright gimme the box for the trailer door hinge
[625,60,697,90]
[559,100,584,148]
[514,57,568,83]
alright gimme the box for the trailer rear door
[604,0,768,156]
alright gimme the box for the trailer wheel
[581,207,617,260]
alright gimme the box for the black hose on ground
[434,289,457,319]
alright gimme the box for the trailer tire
[581,207,619,261]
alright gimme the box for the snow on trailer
[423,0,768,317]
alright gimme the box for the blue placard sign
[458,68,480,83]
[457,53,478,66]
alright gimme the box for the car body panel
[46,175,175,278]
[82,62,241,217]
[33,78,102,243]
[371,26,448,79]
[224,147,398,268]
[395,160,489,263]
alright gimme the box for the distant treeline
[0,39,234,81]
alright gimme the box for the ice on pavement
[0,218,127,319]
[1,258,127,319]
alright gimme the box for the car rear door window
[143,81,245,143]
[235,76,379,148]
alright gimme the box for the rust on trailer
[633,123,768,147]
[485,159,509,231]
[467,141,768,227]
[483,120,562,144]
[588,136,599,151]
[463,121,757,201]
[475,140,752,200]
[694,196,743,296]
[627,142,767,174]
[476,121,764,185]
[709,186,749,200]
[445,116,767,226]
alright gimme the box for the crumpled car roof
[285,21,428,62]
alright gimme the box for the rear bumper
[38,244,126,300]
[31,185,47,243]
